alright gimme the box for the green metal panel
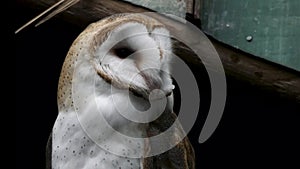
[122,0,187,18]
[200,0,300,71]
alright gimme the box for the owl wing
[143,111,195,169]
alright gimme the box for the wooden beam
[211,38,300,103]
[16,0,151,27]
[15,0,300,103]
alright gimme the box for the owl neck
[94,77,173,135]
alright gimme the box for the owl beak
[139,70,173,99]
[140,69,162,91]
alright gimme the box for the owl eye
[114,47,135,59]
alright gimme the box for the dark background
[15,4,299,169]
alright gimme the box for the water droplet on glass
[246,35,253,42]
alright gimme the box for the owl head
[58,13,175,111]
[93,13,174,98]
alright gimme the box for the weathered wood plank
[15,0,300,103]
[16,0,151,27]
[211,38,300,103]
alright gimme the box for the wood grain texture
[16,0,300,104]
[210,38,300,103]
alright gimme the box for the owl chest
[52,112,143,169]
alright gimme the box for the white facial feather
[96,22,171,92]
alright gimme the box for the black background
[15,4,299,169]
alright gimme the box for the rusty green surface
[200,0,300,71]
[122,0,187,18]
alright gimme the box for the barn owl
[46,13,195,169]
